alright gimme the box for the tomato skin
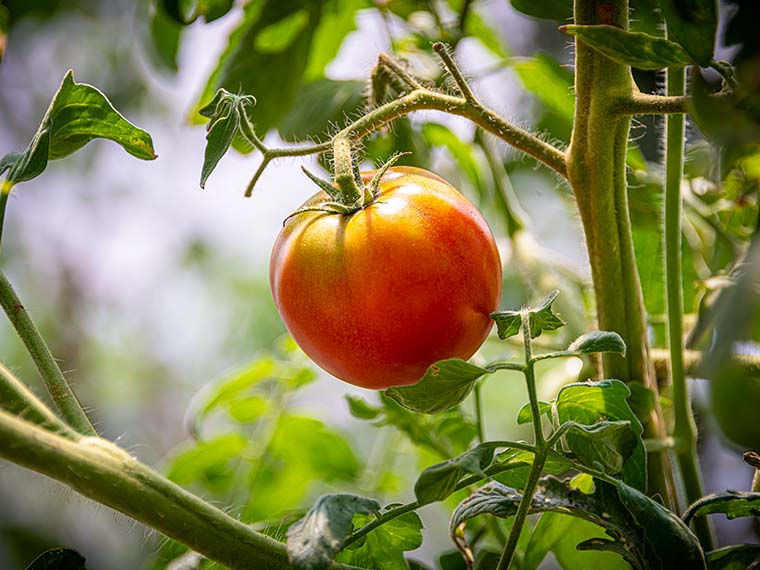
[270,166,502,389]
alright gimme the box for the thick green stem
[0,411,356,570]
[568,0,675,505]
[664,65,714,549]
[0,270,96,435]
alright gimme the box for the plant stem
[0,190,8,251]
[0,360,80,440]
[664,64,714,549]
[474,381,485,443]
[496,311,547,570]
[0,270,96,435]
[568,0,675,505]
[0,411,356,570]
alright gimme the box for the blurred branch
[651,348,760,379]
[611,91,729,116]
[0,410,357,570]
[0,270,96,436]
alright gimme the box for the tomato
[270,166,502,389]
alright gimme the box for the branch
[0,270,96,435]
[244,49,568,195]
[0,411,356,570]
[0,361,80,440]
[652,348,760,379]
[610,91,730,116]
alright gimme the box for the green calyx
[286,153,409,223]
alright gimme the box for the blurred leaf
[513,54,574,123]
[561,25,692,70]
[385,359,488,414]
[706,544,760,570]
[345,395,383,420]
[451,477,705,570]
[510,0,572,22]
[524,512,630,570]
[563,420,638,475]
[414,443,496,506]
[160,0,234,24]
[193,0,360,141]
[286,494,380,570]
[556,380,646,490]
[465,10,511,59]
[568,331,626,356]
[25,548,85,570]
[683,491,760,525]
[166,433,248,493]
[149,4,182,71]
[200,356,276,417]
[227,395,270,423]
[279,80,365,141]
[421,122,482,192]
[516,401,551,425]
[337,509,423,569]
[1,70,156,189]
[0,4,9,63]
[658,0,717,66]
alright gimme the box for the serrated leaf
[1,70,155,189]
[491,290,565,340]
[489,310,522,340]
[286,494,380,570]
[491,448,572,489]
[562,25,692,70]
[568,330,627,356]
[683,491,760,525]
[385,359,489,414]
[345,395,382,420]
[706,544,760,570]
[563,421,637,475]
[517,401,552,425]
[658,0,717,67]
[25,548,86,570]
[556,380,646,490]
[414,443,496,506]
[337,508,423,569]
[451,477,706,570]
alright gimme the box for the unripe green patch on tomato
[270,166,502,389]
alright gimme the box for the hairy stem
[664,65,714,549]
[0,411,356,570]
[0,270,96,435]
[568,0,675,505]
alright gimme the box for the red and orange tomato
[270,166,502,389]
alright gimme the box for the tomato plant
[270,166,502,389]
[1,1,760,569]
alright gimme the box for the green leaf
[561,25,692,70]
[149,3,182,71]
[192,0,360,140]
[706,544,760,570]
[385,359,489,414]
[414,443,496,506]
[451,477,706,570]
[345,395,382,420]
[556,380,646,490]
[568,330,627,356]
[198,89,257,187]
[513,54,575,123]
[563,421,638,475]
[510,0,572,22]
[683,491,760,525]
[421,122,483,192]
[490,290,565,340]
[199,356,276,417]
[465,10,511,59]
[227,395,269,423]
[337,508,424,569]
[278,80,365,141]
[658,0,717,67]
[286,494,380,570]
[25,548,86,570]
[491,448,572,489]
[166,433,248,492]
[524,513,629,570]
[1,70,156,189]
[517,401,552,425]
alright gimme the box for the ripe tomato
[270,166,502,389]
